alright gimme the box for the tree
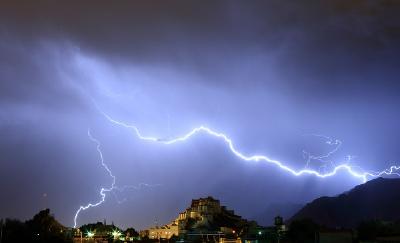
[125,227,139,238]
[2,218,30,242]
[26,208,71,243]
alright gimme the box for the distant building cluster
[179,197,225,219]
[140,220,179,240]
[140,196,277,242]
[141,197,226,239]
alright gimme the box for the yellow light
[112,230,121,238]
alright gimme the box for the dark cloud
[0,0,400,229]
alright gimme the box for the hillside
[252,202,303,226]
[290,177,400,228]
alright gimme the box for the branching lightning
[98,110,400,184]
[302,134,342,169]
[73,130,160,228]
[112,183,162,204]
[74,107,400,228]
[73,130,114,228]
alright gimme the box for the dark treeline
[0,209,71,242]
[0,208,140,243]
[78,221,139,241]
[2,209,400,243]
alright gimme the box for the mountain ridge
[289,177,400,228]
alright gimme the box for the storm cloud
[0,0,400,228]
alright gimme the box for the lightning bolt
[302,134,342,169]
[74,106,400,227]
[73,130,160,228]
[301,134,348,175]
[98,110,400,184]
[112,183,162,204]
[73,130,114,228]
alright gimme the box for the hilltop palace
[140,196,267,241]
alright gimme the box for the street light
[87,231,95,238]
[112,230,121,239]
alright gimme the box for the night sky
[1,1,400,230]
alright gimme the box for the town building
[140,219,179,240]
[140,196,244,240]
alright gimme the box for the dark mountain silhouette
[290,177,400,228]
[252,202,303,226]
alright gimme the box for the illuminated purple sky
[0,1,400,229]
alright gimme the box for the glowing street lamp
[87,231,95,238]
[112,230,121,239]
